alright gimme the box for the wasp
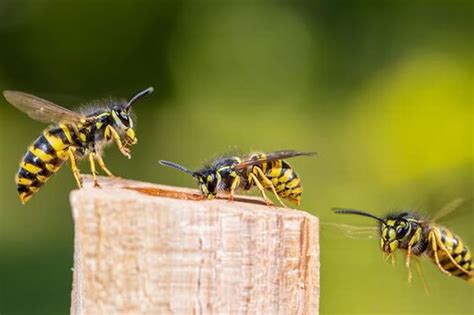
[332,199,473,284]
[159,150,316,207]
[3,87,153,204]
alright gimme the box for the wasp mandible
[4,87,153,204]
[159,150,316,207]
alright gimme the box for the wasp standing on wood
[332,199,473,285]
[3,87,153,204]
[159,150,316,207]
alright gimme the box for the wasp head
[380,213,414,253]
[333,208,421,254]
[112,87,153,146]
[196,170,221,199]
[111,108,136,145]
[158,160,221,199]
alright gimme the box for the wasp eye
[396,224,408,238]
[120,111,129,122]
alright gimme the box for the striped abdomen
[16,124,76,204]
[429,226,472,280]
[256,159,303,205]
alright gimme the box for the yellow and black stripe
[16,124,77,204]
[430,226,472,280]
[431,226,473,280]
[256,156,303,205]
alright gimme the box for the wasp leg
[405,232,420,283]
[248,173,273,206]
[406,245,413,283]
[228,175,240,202]
[95,154,116,178]
[106,125,131,159]
[428,231,452,276]
[252,166,286,208]
[431,230,473,276]
[67,147,82,189]
[384,252,395,266]
[415,259,430,295]
[88,153,100,187]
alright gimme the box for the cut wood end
[71,175,317,218]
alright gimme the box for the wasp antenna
[159,160,196,176]
[332,208,385,223]
[127,87,154,108]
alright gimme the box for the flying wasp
[332,199,473,284]
[159,150,316,207]
[4,87,154,204]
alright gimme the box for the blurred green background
[0,0,472,314]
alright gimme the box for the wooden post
[70,176,319,315]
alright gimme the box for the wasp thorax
[111,108,136,145]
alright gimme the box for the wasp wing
[431,198,466,222]
[322,222,379,240]
[234,150,316,170]
[3,90,90,124]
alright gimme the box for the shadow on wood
[70,176,319,314]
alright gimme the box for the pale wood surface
[70,176,319,315]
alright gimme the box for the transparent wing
[3,90,89,124]
[431,198,466,222]
[234,150,316,170]
[322,222,379,240]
